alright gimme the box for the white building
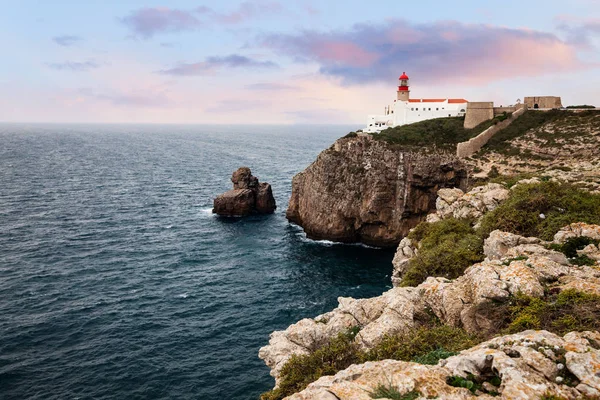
[364,72,468,133]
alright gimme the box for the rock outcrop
[288,330,600,400]
[286,136,468,247]
[259,227,600,386]
[213,167,276,217]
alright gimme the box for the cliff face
[286,136,468,247]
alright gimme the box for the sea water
[0,123,394,399]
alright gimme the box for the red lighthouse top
[399,72,409,80]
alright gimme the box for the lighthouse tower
[397,72,410,101]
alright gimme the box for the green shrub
[401,219,484,287]
[566,105,596,109]
[475,290,600,337]
[488,166,500,178]
[344,131,358,138]
[262,325,476,399]
[483,110,564,154]
[372,116,492,149]
[367,384,420,400]
[364,325,477,363]
[447,372,501,396]
[260,329,361,400]
[478,181,600,241]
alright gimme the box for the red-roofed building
[365,73,468,133]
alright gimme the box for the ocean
[0,124,394,399]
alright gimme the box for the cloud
[53,35,82,46]
[121,7,202,38]
[262,20,589,85]
[159,54,277,76]
[121,2,282,38]
[215,1,282,24]
[556,16,600,47]
[245,82,296,90]
[78,88,171,107]
[47,61,101,72]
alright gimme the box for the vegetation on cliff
[261,324,477,400]
[261,290,600,400]
[400,219,484,287]
[367,116,493,149]
[475,289,600,337]
[263,180,600,399]
[480,109,600,156]
[479,181,600,241]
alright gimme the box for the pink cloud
[311,41,379,67]
[263,20,593,85]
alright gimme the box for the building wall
[456,106,527,158]
[524,96,563,109]
[393,100,466,125]
[464,102,494,129]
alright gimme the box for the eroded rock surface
[286,136,468,247]
[259,229,600,386]
[432,183,510,222]
[213,167,276,217]
[288,330,600,400]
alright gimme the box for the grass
[481,110,565,154]
[260,328,361,400]
[481,109,600,156]
[474,289,600,336]
[478,181,600,241]
[261,325,476,400]
[549,236,600,266]
[400,218,484,287]
[367,383,420,400]
[363,325,477,364]
[369,116,494,150]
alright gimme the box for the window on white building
[436,108,439,111]
[428,108,431,111]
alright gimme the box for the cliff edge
[286,136,468,247]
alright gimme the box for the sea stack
[213,167,276,217]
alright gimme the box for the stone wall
[493,106,517,116]
[464,102,494,129]
[456,106,527,158]
[524,96,562,109]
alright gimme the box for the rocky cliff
[286,136,468,247]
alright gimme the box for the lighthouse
[364,72,468,133]
[397,72,410,102]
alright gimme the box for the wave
[290,223,381,249]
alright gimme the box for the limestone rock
[289,330,600,400]
[554,222,600,244]
[286,136,468,247]
[213,167,276,217]
[391,237,417,286]
[261,229,600,386]
[434,183,510,222]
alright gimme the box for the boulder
[213,167,276,217]
[213,189,255,217]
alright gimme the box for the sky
[1,0,599,124]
